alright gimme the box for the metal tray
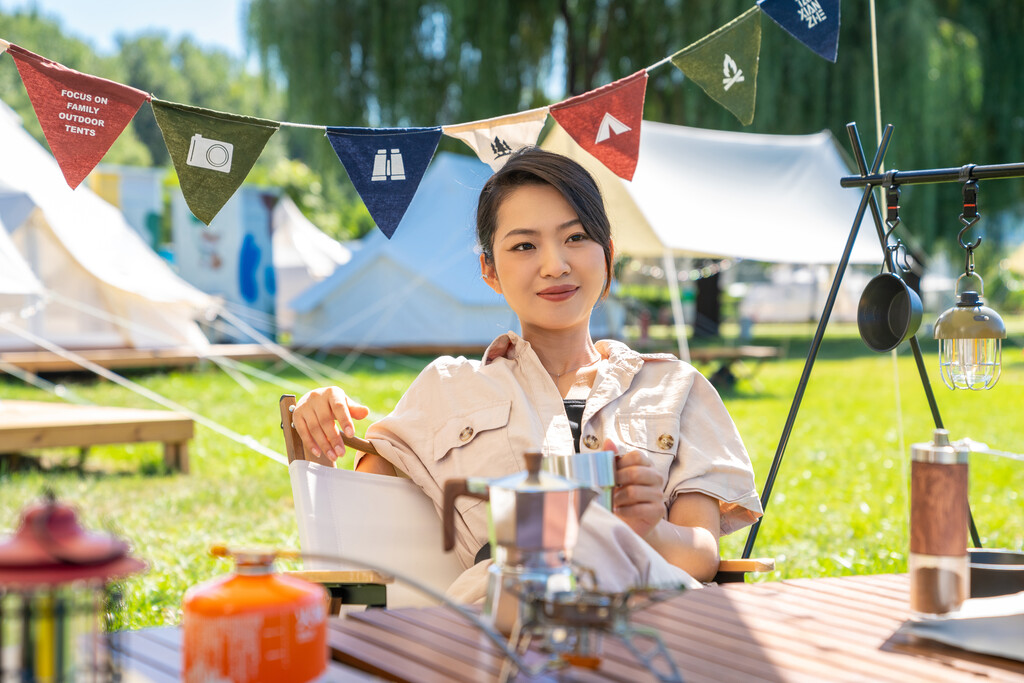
[969,548,1024,598]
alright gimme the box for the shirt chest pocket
[432,400,515,481]
[613,412,680,471]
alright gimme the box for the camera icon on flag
[187,134,234,173]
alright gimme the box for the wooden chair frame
[280,395,393,611]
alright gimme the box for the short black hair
[476,147,613,294]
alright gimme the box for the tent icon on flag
[595,113,631,144]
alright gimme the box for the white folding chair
[280,395,464,610]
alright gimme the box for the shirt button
[657,434,675,451]
[583,434,600,450]
[459,427,474,442]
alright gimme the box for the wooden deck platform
[0,344,280,374]
[0,400,193,472]
[687,345,780,391]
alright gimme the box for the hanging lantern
[934,272,1005,390]
[0,492,145,682]
[933,178,1006,391]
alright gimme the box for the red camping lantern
[0,493,145,682]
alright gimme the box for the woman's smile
[537,284,579,301]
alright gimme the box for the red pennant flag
[7,44,150,189]
[549,71,647,181]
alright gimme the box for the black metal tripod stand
[743,121,1024,559]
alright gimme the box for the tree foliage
[115,33,285,166]
[248,0,1024,255]
[3,3,1023,251]
[0,7,152,165]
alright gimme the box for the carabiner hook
[886,240,911,273]
[958,166,982,251]
[958,214,981,251]
[883,170,901,235]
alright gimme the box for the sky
[3,0,250,58]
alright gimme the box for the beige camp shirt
[365,331,763,570]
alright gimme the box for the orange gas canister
[183,548,328,683]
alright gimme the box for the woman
[293,147,761,593]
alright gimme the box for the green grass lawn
[1,324,1022,630]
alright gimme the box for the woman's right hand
[292,386,370,462]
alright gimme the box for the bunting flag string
[443,107,549,171]
[151,99,280,225]
[326,126,442,239]
[0,3,842,232]
[758,0,840,63]
[7,43,150,189]
[670,7,762,126]
[550,70,648,181]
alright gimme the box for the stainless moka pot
[442,452,597,634]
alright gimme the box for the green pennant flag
[151,99,279,224]
[671,7,761,125]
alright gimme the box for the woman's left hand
[605,438,665,539]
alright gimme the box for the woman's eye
[567,232,589,243]
[511,242,535,251]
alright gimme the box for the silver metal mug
[542,451,616,511]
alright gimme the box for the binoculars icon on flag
[371,148,406,181]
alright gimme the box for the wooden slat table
[112,626,379,682]
[0,344,280,374]
[326,574,1024,682]
[0,400,193,472]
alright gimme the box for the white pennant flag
[443,107,548,171]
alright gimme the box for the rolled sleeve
[664,371,763,536]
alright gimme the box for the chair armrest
[718,557,775,573]
[284,569,393,585]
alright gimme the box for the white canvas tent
[0,100,214,352]
[0,213,44,344]
[0,213,41,296]
[289,152,623,351]
[544,120,882,263]
[544,121,886,354]
[271,195,353,336]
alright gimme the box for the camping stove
[498,583,686,683]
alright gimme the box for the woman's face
[481,183,609,335]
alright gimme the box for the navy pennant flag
[326,126,442,239]
[758,0,840,62]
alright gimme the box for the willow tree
[247,0,1021,254]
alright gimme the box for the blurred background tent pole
[661,249,690,363]
[869,0,908,464]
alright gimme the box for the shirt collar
[481,332,661,375]
[482,331,522,365]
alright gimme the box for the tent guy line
[0,316,290,467]
[39,288,339,393]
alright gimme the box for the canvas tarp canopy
[0,99,215,352]
[289,152,622,351]
[543,120,884,265]
[271,195,353,335]
[544,121,886,357]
